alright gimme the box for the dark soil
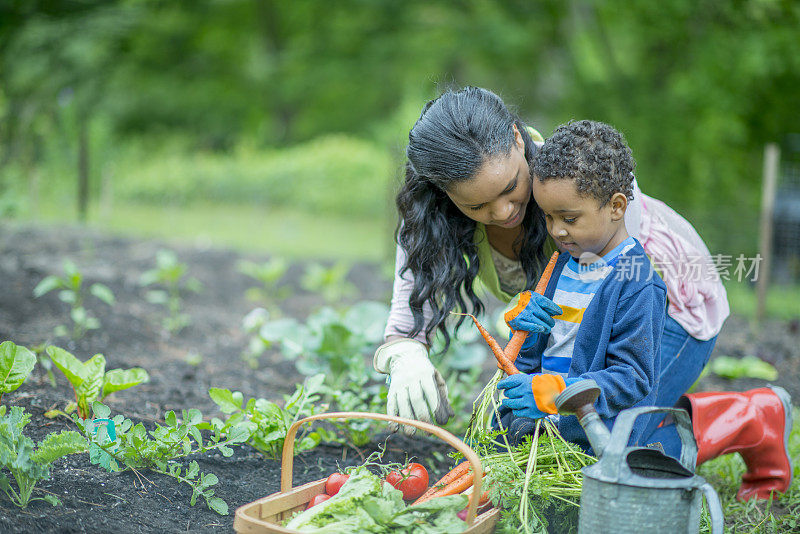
[0,222,798,533]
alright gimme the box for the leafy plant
[300,261,356,304]
[256,301,389,388]
[326,375,387,447]
[33,259,116,339]
[284,466,468,533]
[240,307,271,368]
[139,249,202,333]
[470,420,594,534]
[0,341,36,403]
[708,355,779,381]
[238,258,291,315]
[46,346,149,419]
[0,406,87,508]
[207,374,331,459]
[77,401,251,515]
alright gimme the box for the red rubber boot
[679,386,793,501]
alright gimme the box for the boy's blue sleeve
[579,282,666,419]
[514,337,542,373]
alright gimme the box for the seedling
[0,341,36,404]
[33,259,116,340]
[300,261,356,304]
[140,249,202,333]
[46,346,149,419]
[77,401,250,515]
[240,307,270,368]
[326,375,387,447]
[238,258,290,316]
[252,301,394,445]
[0,406,87,508]
[207,374,330,459]
[255,301,389,388]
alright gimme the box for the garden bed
[0,222,798,533]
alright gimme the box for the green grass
[697,407,800,533]
[724,282,800,321]
[24,200,396,262]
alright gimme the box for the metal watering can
[554,380,724,534]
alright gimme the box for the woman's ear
[512,124,525,152]
[609,192,628,221]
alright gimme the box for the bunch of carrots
[424,252,560,513]
[458,250,559,376]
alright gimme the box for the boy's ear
[609,192,628,221]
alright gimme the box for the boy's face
[531,177,628,261]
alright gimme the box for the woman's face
[445,126,532,229]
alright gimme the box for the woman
[374,87,791,501]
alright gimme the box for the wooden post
[756,143,780,322]
[77,114,90,222]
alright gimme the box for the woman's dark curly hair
[395,87,549,352]
[533,119,635,204]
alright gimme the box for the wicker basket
[233,411,501,533]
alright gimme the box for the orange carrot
[534,251,560,295]
[459,486,491,505]
[453,312,519,375]
[504,329,528,364]
[423,471,475,501]
[503,251,560,361]
[412,461,470,505]
[416,472,475,504]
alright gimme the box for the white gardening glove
[373,338,454,436]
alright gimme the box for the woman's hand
[498,373,580,419]
[373,338,454,436]
[504,290,562,350]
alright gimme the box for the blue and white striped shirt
[542,237,637,377]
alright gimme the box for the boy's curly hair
[533,119,635,204]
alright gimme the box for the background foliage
[2,0,800,261]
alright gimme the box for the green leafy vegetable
[284,467,468,533]
[0,406,87,508]
[0,341,37,403]
[206,374,328,458]
[46,345,149,419]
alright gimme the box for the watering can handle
[602,406,697,479]
[699,482,724,534]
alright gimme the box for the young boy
[497,120,794,502]
[497,119,667,453]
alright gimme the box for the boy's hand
[498,373,580,419]
[504,291,562,350]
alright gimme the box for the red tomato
[324,473,350,496]
[306,493,331,509]
[385,462,429,501]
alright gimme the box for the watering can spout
[554,380,610,457]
